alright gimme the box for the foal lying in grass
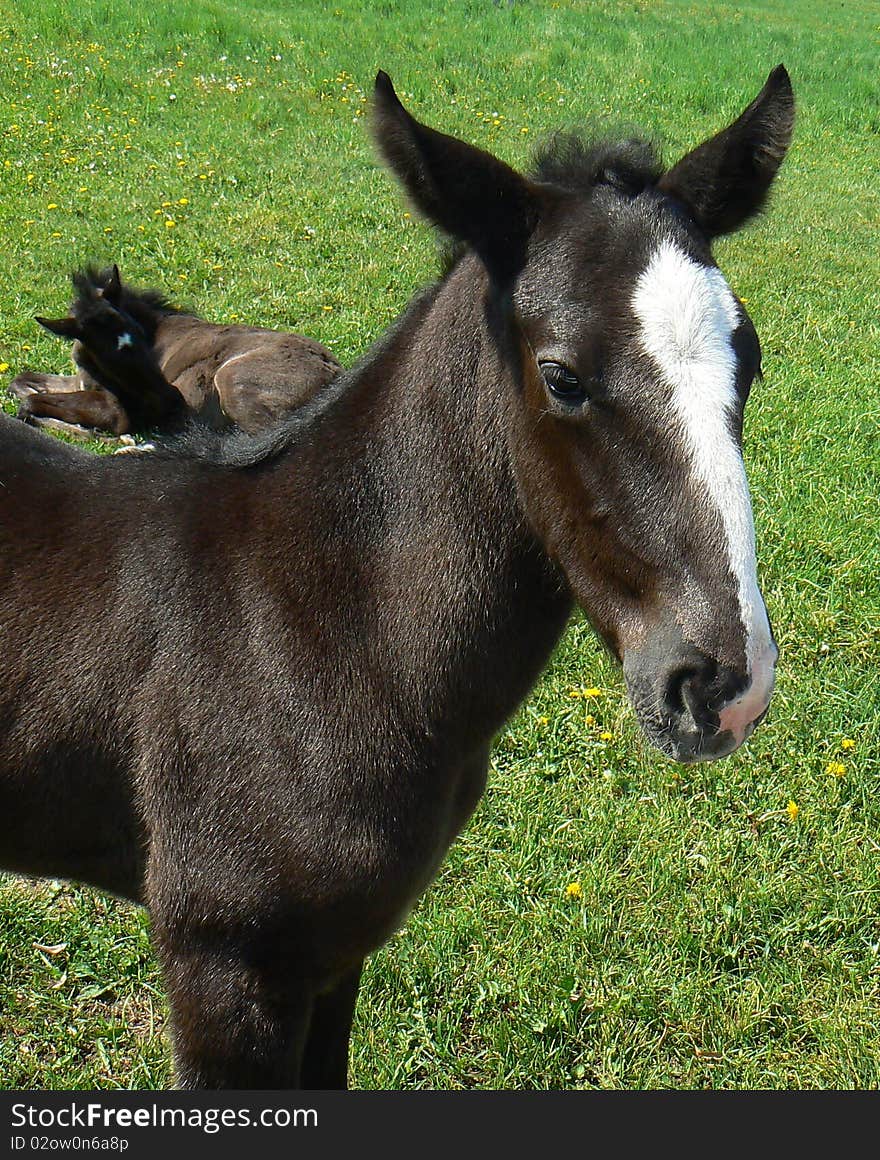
[11,264,342,440]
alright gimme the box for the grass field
[1,0,878,1090]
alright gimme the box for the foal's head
[36,265,160,386]
[373,67,794,763]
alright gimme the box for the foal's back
[151,314,342,432]
[0,414,246,641]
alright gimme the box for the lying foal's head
[36,266,158,385]
[374,67,793,762]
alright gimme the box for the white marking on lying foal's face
[117,332,134,351]
[631,238,777,743]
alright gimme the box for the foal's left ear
[658,65,795,238]
[372,71,540,284]
[35,315,81,341]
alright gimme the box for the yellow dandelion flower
[786,800,799,822]
[178,197,189,205]
[600,731,613,742]
[840,739,855,751]
[583,687,602,698]
[0,363,9,373]
[165,219,175,228]
[564,882,582,899]
[826,761,846,778]
[47,202,58,210]
[538,716,549,727]
[585,714,595,726]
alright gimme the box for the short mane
[158,370,355,469]
[529,132,663,196]
[75,266,188,335]
[439,132,663,280]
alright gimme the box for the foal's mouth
[635,694,772,765]
[667,723,740,765]
[624,671,775,765]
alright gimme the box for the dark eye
[539,360,587,405]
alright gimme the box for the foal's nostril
[663,656,746,731]
[663,665,699,718]
[679,672,729,731]
[681,675,717,729]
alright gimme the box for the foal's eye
[539,361,587,405]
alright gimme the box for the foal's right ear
[372,71,540,284]
[100,264,123,305]
[658,65,795,238]
[35,315,82,341]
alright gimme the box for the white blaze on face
[631,238,776,742]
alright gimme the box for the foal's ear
[658,65,794,238]
[100,264,122,305]
[35,315,82,341]
[372,71,540,283]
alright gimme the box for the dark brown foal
[0,66,793,1088]
[11,265,342,438]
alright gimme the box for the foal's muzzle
[624,637,778,764]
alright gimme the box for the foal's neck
[110,352,186,430]
[303,256,572,750]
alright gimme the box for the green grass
[1,0,878,1089]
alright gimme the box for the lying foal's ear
[35,315,82,341]
[658,65,794,238]
[372,70,540,284]
[101,265,122,305]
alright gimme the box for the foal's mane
[529,132,663,196]
[75,266,189,338]
[438,131,663,277]
[156,286,440,470]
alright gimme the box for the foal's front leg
[300,963,363,1090]
[155,929,316,1089]
[8,370,83,401]
[16,386,131,436]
